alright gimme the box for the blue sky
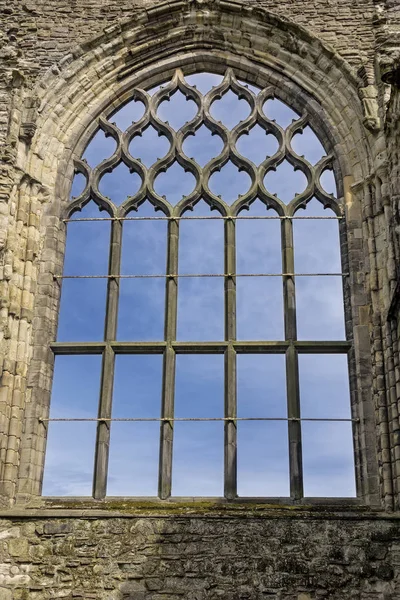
[42,72,355,498]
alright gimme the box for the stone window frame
[12,42,380,507]
[43,61,362,503]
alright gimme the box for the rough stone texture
[0,507,399,599]
[1,0,400,598]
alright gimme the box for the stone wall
[0,507,399,600]
[0,0,390,186]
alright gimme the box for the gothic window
[42,70,356,500]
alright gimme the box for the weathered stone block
[0,588,12,600]
[7,537,28,557]
[43,521,73,535]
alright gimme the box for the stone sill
[0,496,395,520]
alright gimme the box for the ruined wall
[1,0,400,598]
[0,0,390,503]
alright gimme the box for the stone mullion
[224,217,237,499]
[159,218,179,499]
[93,219,122,500]
[282,217,303,500]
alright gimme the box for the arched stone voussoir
[27,0,372,199]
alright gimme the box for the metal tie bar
[40,417,359,423]
[54,272,348,279]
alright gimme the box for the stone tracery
[71,68,337,218]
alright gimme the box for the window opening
[263,98,299,129]
[129,126,170,167]
[42,355,101,496]
[154,161,196,205]
[237,354,289,497]
[291,125,326,165]
[183,125,223,166]
[99,162,142,205]
[44,69,355,501]
[172,354,224,497]
[82,128,116,168]
[118,202,166,341]
[320,168,337,196]
[210,88,251,128]
[57,201,109,342]
[236,201,283,341]
[293,199,346,341]
[299,354,355,497]
[236,124,279,165]
[264,159,308,204]
[71,172,86,198]
[177,200,224,341]
[157,90,198,130]
[209,161,252,204]
[109,98,145,131]
[107,355,162,496]
[185,72,223,94]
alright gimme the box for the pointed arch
[9,0,379,505]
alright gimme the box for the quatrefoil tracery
[70,69,339,219]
